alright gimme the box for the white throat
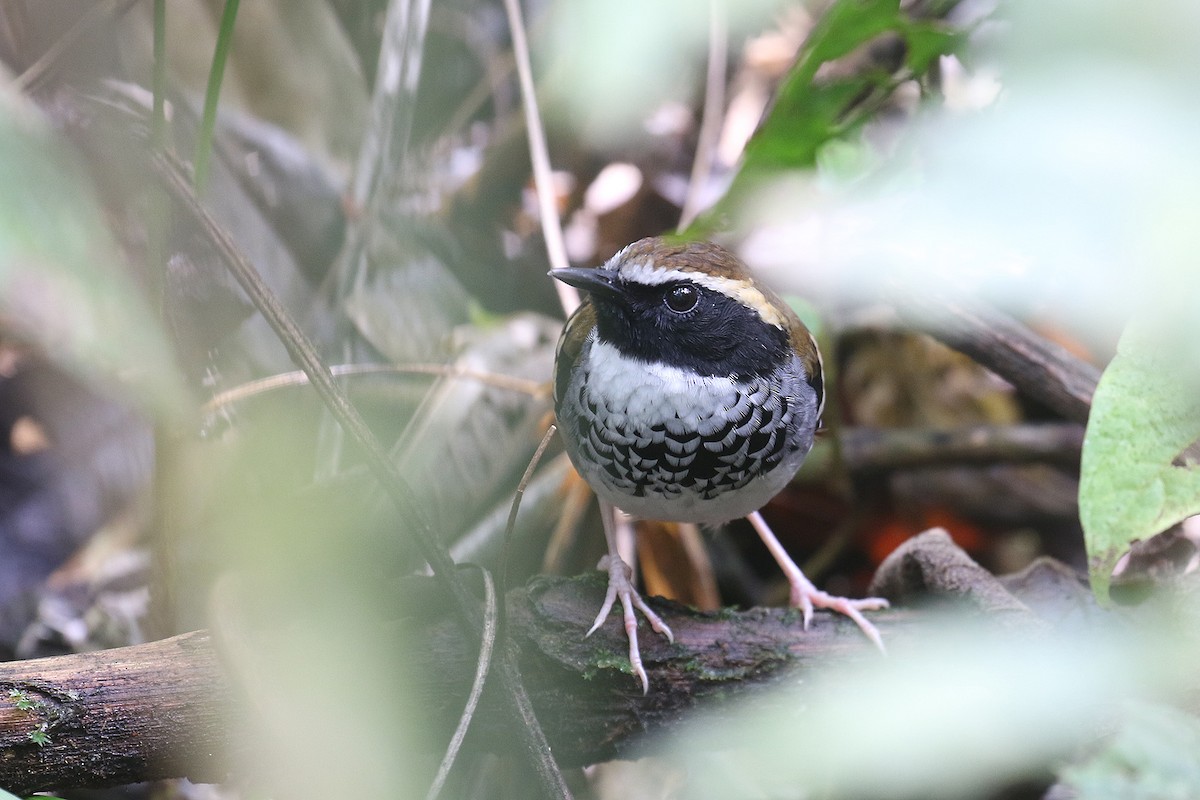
[583,338,742,437]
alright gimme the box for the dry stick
[501,0,578,313]
[677,0,728,232]
[0,585,929,790]
[201,362,546,415]
[425,566,500,800]
[840,422,1086,472]
[902,298,1101,424]
[150,153,571,800]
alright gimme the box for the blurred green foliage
[1061,704,1200,799]
[667,616,1200,799]
[546,0,780,144]
[0,84,184,418]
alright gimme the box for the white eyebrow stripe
[610,260,787,330]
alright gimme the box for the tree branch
[900,298,1101,423]
[841,422,1084,472]
[0,578,921,793]
[0,526,1097,795]
[0,631,230,792]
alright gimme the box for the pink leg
[586,501,674,693]
[747,511,889,653]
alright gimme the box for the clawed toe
[748,512,888,654]
[587,554,673,693]
[803,588,889,654]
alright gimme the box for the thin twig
[503,424,559,590]
[425,567,500,800]
[840,422,1085,472]
[201,362,547,416]
[678,0,727,232]
[501,0,579,315]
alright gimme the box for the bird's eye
[664,284,699,314]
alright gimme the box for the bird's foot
[586,554,674,693]
[788,571,889,654]
[747,510,889,654]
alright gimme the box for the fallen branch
[900,299,1101,423]
[0,631,231,792]
[841,422,1084,472]
[0,530,1099,794]
[0,576,919,793]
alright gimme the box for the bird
[550,236,888,692]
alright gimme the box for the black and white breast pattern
[558,338,816,524]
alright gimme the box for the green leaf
[691,0,960,237]
[0,80,185,418]
[745,1,956,174]
[740,0,902,176]
[901,20,964,73]
[1079,316,1200,602]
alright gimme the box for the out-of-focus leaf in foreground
[1061,703,1200,800]
[1080,315,1200,602]
[0,81,183,417]
[666,616,1195,799]
[738,0,1200,342]
[725,0,1200,607]
[546,0,780,145]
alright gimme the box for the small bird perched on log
[551,237,887,692]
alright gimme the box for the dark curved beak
[548,267,625,301]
